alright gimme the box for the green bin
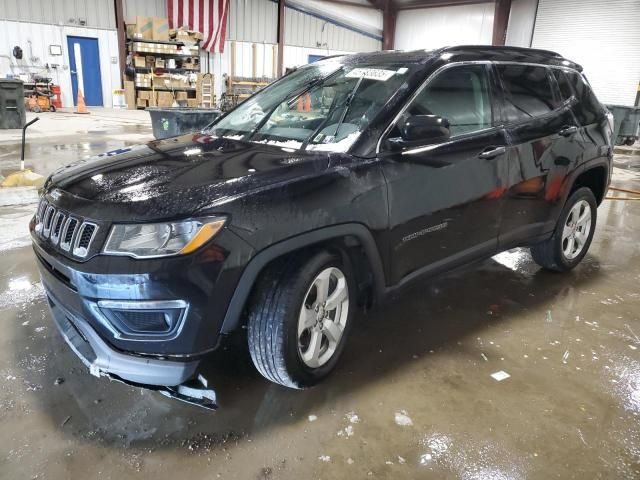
[0,79,26,129]
[147,108,222,140]
[606,104,640,146]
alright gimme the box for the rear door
[496,63,581,248]
[380,63,509,285]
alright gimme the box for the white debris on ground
[0,281,45,310]
[308,415,317,422]
[346,458,354,465]
[337,425,354,438]
[345,411,360,424]
[394,410,413,427]
[490,371,511,382]
[318,455,331,462]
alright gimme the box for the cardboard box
[157,91,174,107]
[136,97,148,108]
[152,17,169,41]
[187,99,200,108]
[127,16,153,40]
[124,80,136,110]
[176,91,188,101]
[133,56,146,68]
[171,77,189,89]
[138,90,151,100]
[152,75,170,89]
[155,58,165,69]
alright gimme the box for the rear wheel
[530,187,597,272]
[247,251,354,388]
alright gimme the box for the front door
[67,36,103,106]
[380,64,509,285]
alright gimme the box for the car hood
[44,133,333,221]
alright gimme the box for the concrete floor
[1,110,639,479]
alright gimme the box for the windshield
[209,59,414,152]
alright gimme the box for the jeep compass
[31,46,613,408]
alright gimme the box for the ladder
[201,73,214,108]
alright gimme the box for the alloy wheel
[562,199,592,260]
[297,267,349,368]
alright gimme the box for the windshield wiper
[300,76,363,150]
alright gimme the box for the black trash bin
[0,79,26,129]
[606,104,640,146]
[147,108,222,140]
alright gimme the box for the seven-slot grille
[35,199,98,258]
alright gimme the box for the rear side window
[564,71,602,125]
[552,69,574,103]
[497,65,556,123]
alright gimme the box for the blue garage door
[67,36,104,107]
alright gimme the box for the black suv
[31,46,613,408]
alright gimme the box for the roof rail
[442,45,563,59]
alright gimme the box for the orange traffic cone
[74,89,90,114]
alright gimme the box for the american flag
[168,0,230,53]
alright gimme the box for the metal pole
[21,117,39,171]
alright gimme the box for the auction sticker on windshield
[345,68,396,81]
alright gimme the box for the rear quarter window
[496,64,557,123]
[564,71,602,126]
[551,69,574,103]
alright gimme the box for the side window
[552,69,574,103]
[398,64,493,138]
[565,71,602,125]
[497,65,556,123]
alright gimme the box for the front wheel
[247,251,354,389]
[530,187,597,272]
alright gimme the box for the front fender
[219,223,386,334]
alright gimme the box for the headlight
[103,218,226,259]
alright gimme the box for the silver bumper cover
[47,294,198,387]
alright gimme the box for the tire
[247,250,355,389]
[530,187,597,272]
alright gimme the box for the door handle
[558,125,578,137]
[478,146,506,160]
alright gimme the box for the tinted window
[497,65,556,123]
[565,71,602,125]
[552,69,574,103]
[399,65,492,137]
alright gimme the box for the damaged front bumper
[47,294,217,409]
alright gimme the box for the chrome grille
[60,218,78,251]
[34,200,98,259]
[50,211,66,244]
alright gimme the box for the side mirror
[401,115,450,143]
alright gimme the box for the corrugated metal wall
[505,0,537,48]
[395,3,494,51]
[228,0,278,43]
[0,0,115,29]
[123,0,167,19]
[531,0,640,105]
[284,5,380,52]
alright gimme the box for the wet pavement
[0,117,639,479]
